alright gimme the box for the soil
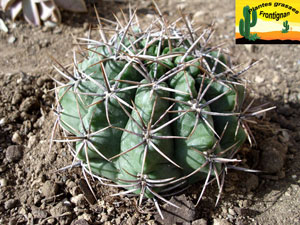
[0,0,300,224]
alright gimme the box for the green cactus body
[169,71,219,182]
[53,11,263,207]
[282,20,289,33]
[119,80,174,174]
[239,5,257,40]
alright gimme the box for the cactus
[51,4,274,216]
[282,20,289,33]
[239,5,258,40]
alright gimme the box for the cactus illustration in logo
[282,20,290,33]
[239,5,259,41]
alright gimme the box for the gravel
[6,145,23,162]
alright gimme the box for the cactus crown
[51,4,273,217]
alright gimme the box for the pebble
[255,76,264,84]
[245,174,259,192]
[8,218,18,225]
[78,213,92,222]
[4,199,18,209]
[0,117,7,126]
[71,219,90,225]
[228,208,236,216]
[12,133,23,146]
[0,178,7,187]
[41,180,59,198]
[192,218,207,225]
[19,97,40,112]
[272,74,280,84]
[279,130,290,143]
[31,206,48,219]
[6,145,23,162]
[12,92,23,105]
[277,170,286,179]
[27,135,38,149]
[259,137,287,173]
[71,194,86,206]
[154,194,196,224]
[0,18,8,33]
[0,165,7,173]
[36,76,50,87]
[7,35,16,44]
[50,202,70,217]
[277,105,292,116]
[213,218,231,225]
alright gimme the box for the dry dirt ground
[0,0,300,224]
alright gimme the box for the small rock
[27,135,38,149]
[0,178,7,187]
[272,74,280,84]
[78,213,92,222]
[36,76,50,87]
[0,18,8,33]
[277,170,285,179]
[71,194,87,206]
[228,208,236,216]
[0,117,6,126]
[8,218,18,225]
[31,206,48,219]
[83,22,89,31]
[126,215,138,224]
[19,97,39,112]
[193,11,206,20]
[277,105,292,117]
[41,180,59,198]
[259,137,287,173]
[71,219,90,225]
[53,26,62,34]
[234,207,248,216]
[280,130,290,142]
[12,131,23,145]
[245,174,259,192]
[5,199,18,209]
[255,76,264,84]
[154,194,196,224]
[100,212,108,223]
[50,202,70,217]
[7,35,16,44]
[12,92,23,105]
[6,145,23,162]
[46,218,56,225]
[244,44,254,53]
[192,218,207,225]
[66,180,76,189]
[0,165,7,173]
[213,218,231,225]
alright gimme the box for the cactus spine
[282,20,289,33]
[239,5,257,39]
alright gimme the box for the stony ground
[0,0,299,224]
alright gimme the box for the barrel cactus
[51,5,272,217]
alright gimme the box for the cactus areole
[239,5,257,39]
[52,6,269,214]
